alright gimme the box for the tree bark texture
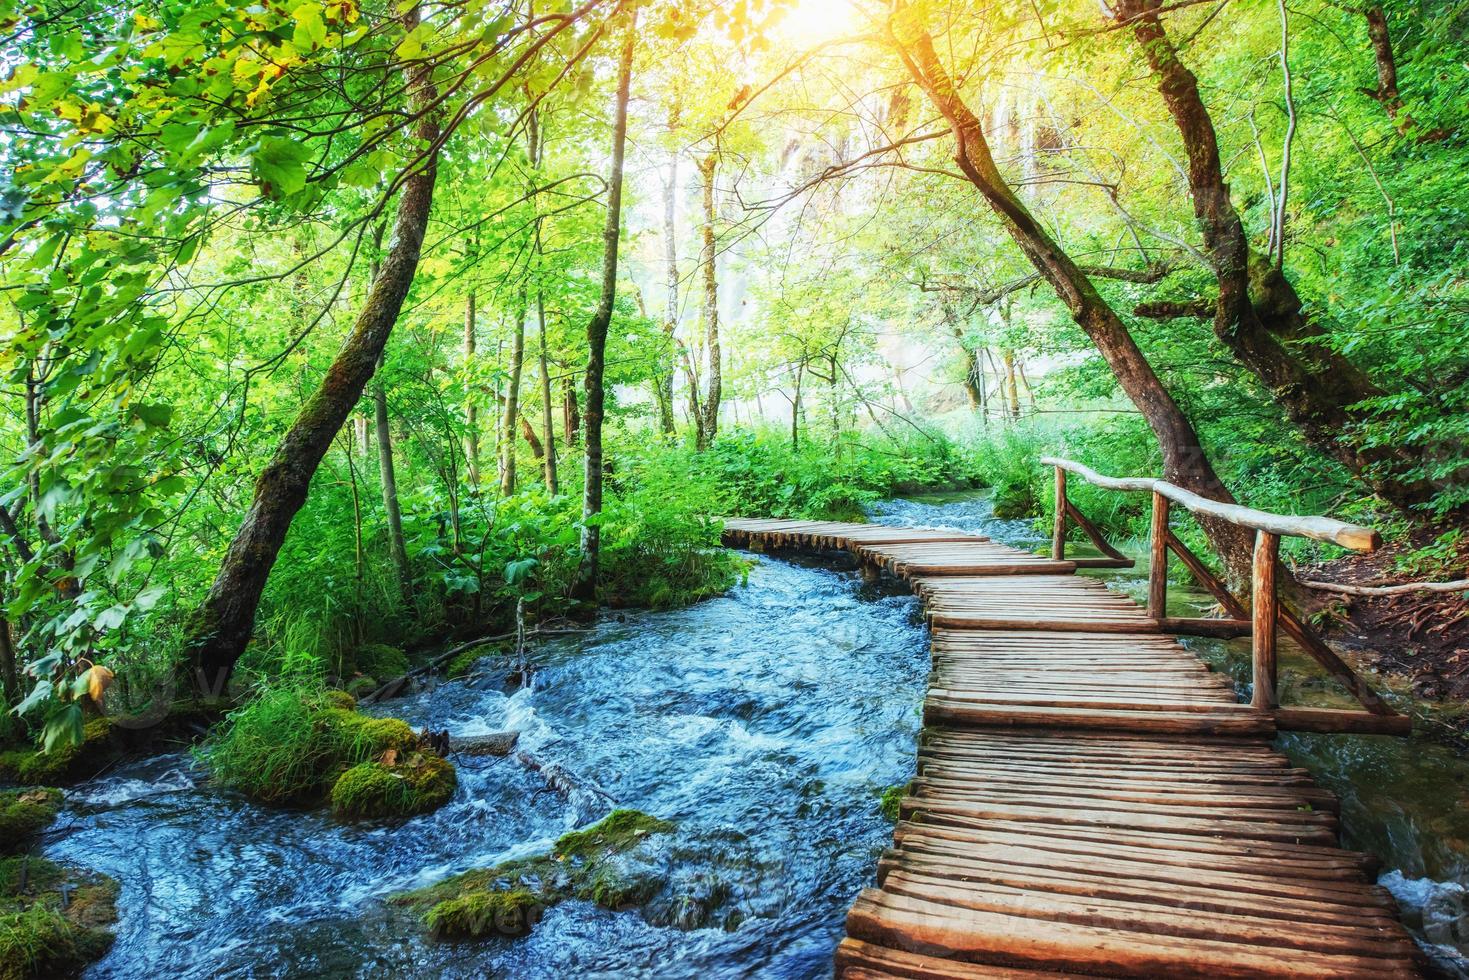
[696,151,721,449]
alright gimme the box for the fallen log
[453,731,520,756]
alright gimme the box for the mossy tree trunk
[1116,0,1442,512]
[184,16,439,693]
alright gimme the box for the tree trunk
[890,12,1254,582]
[0,611,19,710]
[1116,0,1437,511]
[537,292,558,494]
[184,19,438,693]
[562,374,579,446]
[500,292,527,496]
[1003,351,1020,420]
[696,151,721,449]
[791,360,804,450]
[375,381,412,597]
[519,414,544,459]
[571,10,636,602]
[463,292,480,487]
[657,109,680,436]
[1363,6,1405,120]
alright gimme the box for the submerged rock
[391,809,676,940]
[330,753,458,819]
[0,856,118,980]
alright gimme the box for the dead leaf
[87,665,115,704]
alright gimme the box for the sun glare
[772,0,861,43]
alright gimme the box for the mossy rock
[392,809,675,942]
[330,754,456,819]
[0,856,118,980]
[423,887,541,939]
[5,720,119,787]
[0,790,63,853]
[351,643,409,681]
[323,689,357,711]
[878,782,910,823]
[203,689,422,806]
[553,809,675,861]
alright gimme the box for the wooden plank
[847,890,1417,979]
[725,514,1419,978]
[1274,707,1414,735]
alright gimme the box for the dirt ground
[1298,529,1469,700]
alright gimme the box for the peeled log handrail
[1040,456,1382,552]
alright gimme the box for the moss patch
[423,887,540,939]
[393,809,676,941]
[0,856,118,980]
[878,782,911,823]
[2,720,119,787]
[0,790,63,853]
[202,687,422,806]
[330,754,456,819]
[351,643,409,681]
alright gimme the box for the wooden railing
[1042,456,1409,736]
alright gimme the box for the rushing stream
[35,490,1469,977]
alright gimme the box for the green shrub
[351,643,408,681]
[330,754,456,819]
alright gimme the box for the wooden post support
[1252,530,1280,710]
[1147,491,1169,619]
[1051,466,1067,561]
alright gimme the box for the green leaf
[42,702,84,753]
[13,679,53,717]
[252,137,313,198]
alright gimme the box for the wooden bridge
[722,458,1424,978]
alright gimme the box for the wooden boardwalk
[721,517,1423,979]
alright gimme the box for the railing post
[1251,530,1280,710]
[1051,466,1067,561]
[1147,491,1169,619]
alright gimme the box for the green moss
[351,643,408,680]
[0,790,62,853]
[423,887,540,939]
[0,857,117,980]
[393,809,675,942]
[330,754,457,819]
[323,689,357,711]
[878,782,910,823]
[203,686,422,805]
[552,809,675,861]
[7,720,117,787]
